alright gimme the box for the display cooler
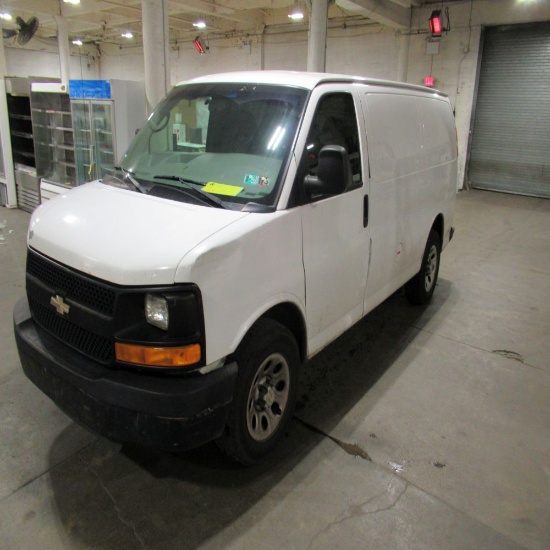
[70,79,146,185]
[4,77,56,211]
[30,79,145,203]
[31,82,76,201]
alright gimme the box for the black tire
[405,230,441,305]
[215,318,300,465]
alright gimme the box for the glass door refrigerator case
[30,83,77,193]
[72,99,115,183]
[69,79,146,184]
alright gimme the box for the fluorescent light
[288,3,304,20]
[0,12,12,20]
[72,39,83,46]
[121,32,133,38]
[63,0,81,4]
[193,21,206,29]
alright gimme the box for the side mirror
[304,145,352,196]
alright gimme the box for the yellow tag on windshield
[203,182,243,196]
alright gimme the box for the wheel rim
[246,352,290,442]
[424,244,438,292]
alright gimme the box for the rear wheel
[405,230,441,305]
[216,318,300,465]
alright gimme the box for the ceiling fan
[2,16,39,46]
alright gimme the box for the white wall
[5,47,97,80]
[96,48,144,82]
[5,0,550,189]
[328,28,401,80]
[171,38,262,84]
[97,28,401,85]
[407,24,482,190]
[263,31,308,71]
[98,37,263,85]
[410,0,550,188]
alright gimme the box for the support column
[55,16,70,85]
[307,0,329,73]
[0,34,6,76]
[396,32,410,83]
[0,38,17,207]
[142,0,171,114]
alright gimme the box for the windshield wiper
[153,175,227,209]
[112,166,146,194]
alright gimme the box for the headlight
[145,294,169,331]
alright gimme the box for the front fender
[176,209,305,364]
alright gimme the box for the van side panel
[361,90,457,312]
[417,96,458,248]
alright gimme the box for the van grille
[26,249,117,365]
[27,252,116,315]
[29,297,113,363]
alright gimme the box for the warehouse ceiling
[0,0,457,50]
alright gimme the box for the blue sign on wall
[69,80,112,99]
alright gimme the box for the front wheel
[216,318,300,465]
[405,230,441,305]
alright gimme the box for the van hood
[28,182,249,285]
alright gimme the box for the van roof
[180,70,448,97]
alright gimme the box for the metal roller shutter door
[468,23,550,198]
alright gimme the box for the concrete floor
[0,189,548,549]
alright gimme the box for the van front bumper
[13,297,237,451]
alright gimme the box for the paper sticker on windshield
[244,174,270,187]
[203,182,243,196]
[244,174,258,185]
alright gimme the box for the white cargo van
[14,71,457,464]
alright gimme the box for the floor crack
[492,349,525,363]
[79,457,147,549]
[294,416,372,461]
[307,478,408,549]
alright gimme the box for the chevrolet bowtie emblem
[50,294,70,316]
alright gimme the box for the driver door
[298,87,370,356]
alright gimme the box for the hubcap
[246,352,290,442]
[424,245,438,292]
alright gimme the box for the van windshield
[117,82,308,211]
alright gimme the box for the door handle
[363,195,369,228]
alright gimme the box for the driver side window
[304,92,362,189]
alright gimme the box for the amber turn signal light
[115,342,201,367]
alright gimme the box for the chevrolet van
[14,71,457,464]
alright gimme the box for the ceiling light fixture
[193,20,206,29]
[72,38,83,46]
[288,3,304,20]
[63,0,81,5]
[0,12,12,20]
[121,32,133,39]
